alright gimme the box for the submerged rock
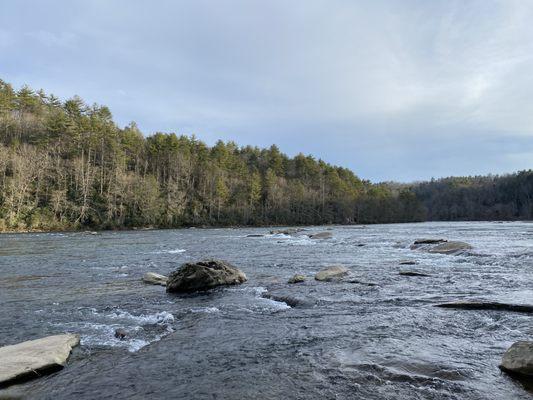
[399,260,418,265]
[413,238,447,245]
[499,341,533,378]
[261,291,315,308]
[411,239,472,255]
[287,274,306,284]
[262,293,301,307]
[270,228,303,235]
[0,334,79,387]
[246,234,264,238]
[114,328,127,340]
[308,231,333,240]
[142,272,168,286]
[435,301,533,314]
[342,278,378,286]
[428,241,472,254]
[315,266,348,281]
[166,259,247,293]
[399,271,430,277]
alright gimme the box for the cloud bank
[1,0,532,181]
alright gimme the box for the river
[0,222,531,399]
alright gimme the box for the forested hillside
[0,79,425,231]
[414,173,533,221]
[0,79,531,231]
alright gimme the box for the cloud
[1,0,532,181]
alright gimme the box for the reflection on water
[0,222,531,399]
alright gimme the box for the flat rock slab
[308,231,333,240]
[411,240,472,255]
[435,301,533,314]
[142,272,168,286]
[0,334,80,387]
[413,238,447,245]
[399,260,418,265]
[315,266,348,281]
[399,271,431,277]
[428,241,472,254]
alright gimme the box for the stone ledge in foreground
[0,334,80,388]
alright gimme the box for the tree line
[0,79,530,231]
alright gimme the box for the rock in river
[399,271,430,277]
[411,239,472,255]
[270,228,303,235]
[114,328,127,340]
[166,259,247,293]
[435,301,533,314]
[0,334,79,387]
[288,274,306,284]
[142,272,168,286]
[499,341,533,378]
[399,260,418,265]
[428,241,472,254]
[315,266,348,281]
[308,231,333,240]
[413,238,447,245]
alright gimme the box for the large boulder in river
[142,272,168,286]
[166,259,247,293]
[499,341,533,378]
[411,239,472,255]
[315,266,348,281]
[0,334,80,387]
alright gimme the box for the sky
[1,0,533,182]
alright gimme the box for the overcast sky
[2,0,533,182]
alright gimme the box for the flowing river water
[0,222,531,399]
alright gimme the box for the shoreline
[0,219,531,235]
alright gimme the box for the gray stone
[287,274,306,284]
[427,241,472,254]
[500,341,533,377]
[142,272,168,286]
[308,231,333,240]
[0,334,79,387]
[114,328,127,340]
[166,259,247,293]
[314,266,348,281]
[413,238,447,245]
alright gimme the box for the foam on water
[150,248,186,254]
[189,306,220,313]
[105,310,175,324]
[51,309,176,352]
